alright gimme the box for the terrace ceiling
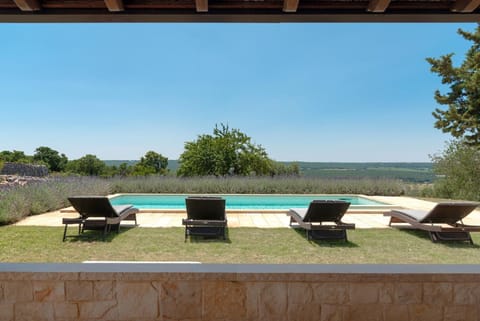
[1,0,480,22]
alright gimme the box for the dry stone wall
[0,162,48,177]
[0,265,478,321]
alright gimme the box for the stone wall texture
[0,270,479,321]
[0,162,48,177]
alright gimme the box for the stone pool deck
[14,196,480,229]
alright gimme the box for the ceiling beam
[195,0,208,12]
[283,0,299,12]
[452,0,480,12]
[104,0,124,12]
[366,0,391,12]
[12,0,41,11]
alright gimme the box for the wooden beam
[104,0,124,12]
[452,0,480,12]
[366,0,391,12]
[12,0,40,11]
[195,0,208,12]
[283,0,299,12]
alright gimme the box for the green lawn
[0,226,479,263]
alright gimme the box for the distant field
[293,162,435,183]
[103,160,435,183]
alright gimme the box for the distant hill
[103,160,435,183]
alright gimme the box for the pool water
[110,194,386,210]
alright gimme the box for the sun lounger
[63,196,138,241]
[287,200,355,241]
[182,196,227,241]
[384,202,480,244]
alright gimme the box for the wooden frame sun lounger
[63,196,138,241]
[287,200,355,241]
[182,196,227,241]
[384,202,480,244]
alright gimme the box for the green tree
[67,154,106,176]
[117,162,132,176]
[0,150,32,163]
[177,124,273,177]
[33,146,68,172]
[431,140,480,201]
[132,151,168,176]
[426,24,480,145]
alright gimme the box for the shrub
[0,177,110,225]
[430,140,480,201]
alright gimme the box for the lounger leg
[184,227,188,242]
[63,224,68,242]
[429,232,438,243]
[469,234,474,245]
[103,224,109,241]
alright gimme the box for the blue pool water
[110,194,386,210]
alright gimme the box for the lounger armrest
[62,217,84,224]
[453,223,480,231]
[336,221,356,229]
[182,219,227,227]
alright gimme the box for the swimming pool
[110,194,388,210]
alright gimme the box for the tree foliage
[177,124,294,177]
[426,24,480,145]
[431,140,480,201]
[33,146,68,172]
[0,150,32,163]
[66,154,106,176]
[132,151,168,176]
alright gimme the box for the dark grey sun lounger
[63,196,138,241]
[182,196,227,241]
[287,200,355,241]
[384,202,480,244]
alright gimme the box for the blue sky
[0,23,475,162]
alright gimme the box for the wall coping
[0,263,479,274]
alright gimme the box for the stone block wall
[0,264,479,321]
[0,162,48,177]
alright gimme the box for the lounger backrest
[421,202,480,224]
[68,196,118,218]
[303,200,350,223]
[185,197,226,221]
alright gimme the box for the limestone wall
[0,162,48,177]
[0,264,478,321]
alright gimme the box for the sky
[0,23,476,162]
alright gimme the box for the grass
[1,226,479,263]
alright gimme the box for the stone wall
[0,264,478,321]
[0,162,48,177]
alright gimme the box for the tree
[132,151,168,176]
[67,154,106,176]
[33,146,68,172]
[177,124,273,177]
[431,140,480,201]
[0,150,32,163]
[426,24,480,145]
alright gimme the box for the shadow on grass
[185,227,232,244]
[63,226,137,243]
[399,229,480,248]
[292,227,358,248]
